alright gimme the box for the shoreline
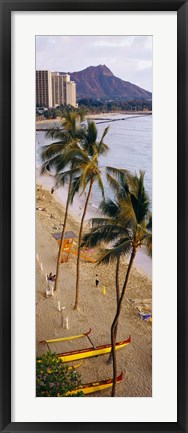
[36,170,101,224]
[36,175,152,279]
[36,111,152,125]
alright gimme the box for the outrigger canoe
[57,336,131,363]
[65,372,123,396]
[40,330,131,363]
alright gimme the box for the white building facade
[36,70,77,108]
[66,80,77,107]
[36,70,53,108]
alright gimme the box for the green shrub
[36,352,83,397]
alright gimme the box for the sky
[36,36,152,92]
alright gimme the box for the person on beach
[48,272,56,282]
[95,275,100,287]
[51,187,54,194]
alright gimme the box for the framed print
[0,0,187,432]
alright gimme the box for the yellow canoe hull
[65,372,123,396]
[66,381,113,396]
[58,337,131,363]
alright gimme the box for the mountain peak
[60,65,152,100]
[96,64,114,75]
[83,64,114,76]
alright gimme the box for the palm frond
[81,122,109,157]
[79,154,98,192]
[69,175,82,204]
[106,173,122,194]
[130,189,150,225]
[40,142,67,162]
[99,126,110,143]
[106,166,131,183]
[77,108,86,122]
[82,224,128,248]
[61,111,78,134]
[118,197,137,229]
[79,122,97,156]
[146,212,152,231]
[81,166,93,192]
[99,199,119,220]
[97,126,110,155]
[97,142,109,155]
[46,128,66,141]
[62,147,89,166]
[40,154,64,175]
[55,167,80,189]
[40,161,50,175]
[54,157,71,173]
[97,175,105,200]
[141,233,152,257]
[90,217,113,227]
[97,238,132,265]
[106,168,131,199]
[85,121,98,142]
[127,170,144,199]
[81,229,105,248]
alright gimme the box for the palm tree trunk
[115,256,120,304]
[54,177,72,292]
[114,256,121,342]
[111,246,136,396]
[74,179,93,310]
[108,256,121,364]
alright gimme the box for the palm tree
[64,123,109,311]
[40,111,83,292]
[81,121,109,157]
[40,117,109,301]
[83,195,122,303]
[76,107,88,122]
[65,121,109,310]
[82,169,152,396]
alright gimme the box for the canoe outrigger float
[67,361,83,370]
[42,329,92,346]
[65,372,123,396]
[40,329,131,363]
[36,359,83,371]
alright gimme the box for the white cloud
[137,60,152,70]
[36,35,152,91]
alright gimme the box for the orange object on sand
[52,231,96,263]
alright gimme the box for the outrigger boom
[40,329,91,344]
[40,330,131,363]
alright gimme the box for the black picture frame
[0,1,187,432]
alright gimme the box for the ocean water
[36,114,152,276]
[89,114,152,207]
[36,113,152,205]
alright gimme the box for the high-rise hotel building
[66,79,76,107]
[36,70,53,108]
[36,70,77,108]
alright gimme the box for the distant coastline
[36,111,152,125]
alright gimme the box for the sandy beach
[36,185,152,397]
[36,111,152,125]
